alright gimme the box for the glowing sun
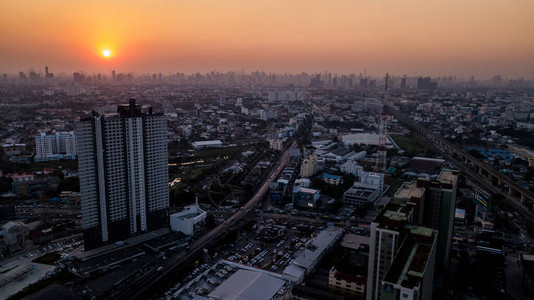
[102,49,111,58]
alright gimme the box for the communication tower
[374,73,390,172]
[374,110,388,172]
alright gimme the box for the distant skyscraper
[309,74,324,89]
[400,76,407,89]
[45,66,54,79]
[111,70,116,81]
[360,78,368,88]
[77,99,169,250]
[29,71,39,81]
[73,72,85,82]
[417,76,437,90]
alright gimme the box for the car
[157,266,164,271]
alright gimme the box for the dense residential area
[0,73,533,300]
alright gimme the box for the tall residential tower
[77,99,168,250]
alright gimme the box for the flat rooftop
[208,269,285,300]
[395,181,424,200]
[193,140,222,145]
[74,228,169,261]
[383,227,436,289]
[374,202,415,228]
[340,234,370,250]
[438,169,458,185]
[407,157,445,174]
[174,261,291,300]
[295,187,319,194]
[289,227,343,271]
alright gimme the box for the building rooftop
[294,187,319,195]
[290,284,344,300]
[208,269,285,300]
[394,181,424,200]
[192,140,223,146]
[285,227,343,274]
[437,169,458,185]
[406,157,445,174]
[340,233,370,250]
[382,227,436,289]
[73,228,169,261]
[171,205,206,220]
[172,258,293,299]
[374,202,414,228]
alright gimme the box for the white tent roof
[208,269,284,300]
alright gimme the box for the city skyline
[1,0,533,78]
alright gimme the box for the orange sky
[1,0,533,78]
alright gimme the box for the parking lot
[211,216,321,275]
[170,260,292,300]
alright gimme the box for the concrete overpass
[385,105,534,208]
[109,141,296,300]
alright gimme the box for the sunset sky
[1,0,533,78]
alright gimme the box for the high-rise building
[400,76,407,89]
[45,66,54,79]
[380,227,437,300]
[35,132,77,162]
[367,202,413,300]
[77,99,169,250]
[417,169,459,265]
[394,181,426,225]
[417,77,437,90]
[366,201,437,300]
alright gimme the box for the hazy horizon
[2,0,533,79]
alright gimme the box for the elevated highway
[386,105,534,209]
[109,141,296,300]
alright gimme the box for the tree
[205,214,216,229]
[329,200,343,213]
[0,177,13,194]
[57,177,79,192]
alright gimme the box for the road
[109,141,296,300]
[441,151,534,227]
[408,128,534,227]
[386,105,534,204]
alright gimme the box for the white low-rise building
[341,133,394,148]
[340,160,364,176]
[343,182,382,208]
[282,227,343,283]
[170,205,207,236]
